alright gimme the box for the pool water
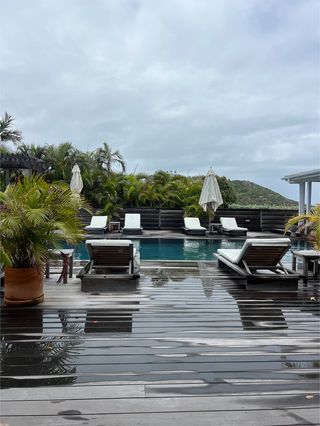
[63,238,310,262]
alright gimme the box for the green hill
[230,180,298,209]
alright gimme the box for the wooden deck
[1,261,319,425]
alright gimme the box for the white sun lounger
[182,217,206,236]
[216,238,300,288]
[122,214,143,235]
[220,217,248,236]
[84,216,108,233]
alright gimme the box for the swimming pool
[64,238,310,262]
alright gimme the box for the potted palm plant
[285,204,320,250]
[0,174,88,305]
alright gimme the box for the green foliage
[17,143,48,160]
[94,142,126,175]
[231,180,298,209]
[0,112,22,146]
[285,205,320,250]
[0,174,90,268]
[9,139,239,214]
[8,140,298,217]
[217,176,237,207]
[183,203,206,218]
[95,173,127,220]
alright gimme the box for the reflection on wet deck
[1,261,319,425]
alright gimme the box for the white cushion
[218,238,291,264]
[85,216,108,229]
[223,226,248,231]
[220,217,238,228]
[245,238,290,245]
[123,214,141,229]
[184,217,206,230]
[220,217,248,231]
[86,239,133,247]
[217,249,241,263]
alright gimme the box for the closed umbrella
[199,168,223,222]
[70,164,83,194]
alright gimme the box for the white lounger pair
[122,214,143,235]
[220,217,247,236]
[182,218,206,236]
[216,238,300,288]
[84,216,108,233]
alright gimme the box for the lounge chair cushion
[184,218,206,230]
[86,239,133,246]
[123,214,141,229]
[217,249,241,263]
[220,217,248,231]
[217,238,291,265]
[85,216,108,229]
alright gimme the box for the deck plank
[2,409,319,426]
[1,394,319,415]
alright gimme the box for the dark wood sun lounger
[216,238,300,289]
[77,239,140,292]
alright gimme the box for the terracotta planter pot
[4,267,44,306]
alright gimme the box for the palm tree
[0,174,88,268]
[285,204,320,250]
[0,112,22,146]
[17,143,48,160]
[122,174,146,208]
[94,143,126,175]
[46,142,78,181]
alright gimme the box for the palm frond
[0,174,88,268]
[285,204,320,250]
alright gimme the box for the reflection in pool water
[63,238,310,261]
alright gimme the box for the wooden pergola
[0,153,48,186]
[282,169,320,214]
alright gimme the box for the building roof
[281,169,320,184]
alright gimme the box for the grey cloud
[1,0,319,201]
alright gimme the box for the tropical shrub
[0,175,89,268]
[7,140,238,214]
[285,205,320,250]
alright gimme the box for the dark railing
[80,207,298,232]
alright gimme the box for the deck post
[306,181,312,213]
[299,182,305,215]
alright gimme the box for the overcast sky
[1,0,319,201]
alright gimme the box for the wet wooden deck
[1,261,319,425]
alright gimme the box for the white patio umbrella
[199,167,223,220]
[70,164,83,194]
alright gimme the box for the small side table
[209,223,222,234]
[45,249,74,284]
[109,221,121,233]
[292,250,320,284]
